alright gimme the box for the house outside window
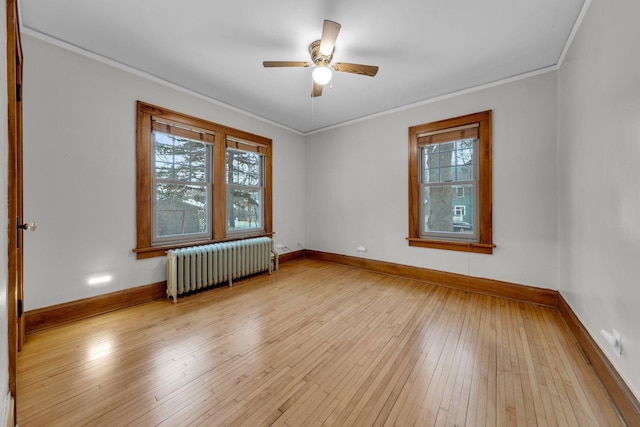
[453,205,466,222]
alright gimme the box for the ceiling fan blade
[333,63,379,77]
[311,81,323,97]
[263,61,311,68]
[319,20,341,56]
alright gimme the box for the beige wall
[22,34,307,310]
[558,0,640,400]
[306,71,559,290]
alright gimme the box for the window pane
[226,149,262,186]
[423,167,439,183]
[227,187,262,231]
[420,139,477,183]
[422,184,474,236]
[422,148,440,183]
[154,132,207,182]
[456,165,473,180]
[455,141,474,165]
[440,166,456,183]
[156,183,208,237]
[422,139,476,184]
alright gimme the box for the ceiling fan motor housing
[309,40,333,67]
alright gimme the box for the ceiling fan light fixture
[312,66,332,85]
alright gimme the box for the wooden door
[7,0,24,420]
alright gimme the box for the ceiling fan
[263,20,379,97]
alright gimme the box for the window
[226,140,266,234]
[135,101,272,259]
[408,110,493,254]
[152,119,213,245]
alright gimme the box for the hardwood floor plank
[511,302,547,426]
[506,302,535,426]
[446,293,481,427]
[465,295,492,427]
[17,259,624,426]
[413,293,469,426]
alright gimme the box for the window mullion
[423,180,475,188]
[213,133,227,240]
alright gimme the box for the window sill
[133,232,275,259]
[406,237,495,254]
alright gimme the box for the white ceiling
[20,0,585,134]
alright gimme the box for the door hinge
[16,83,21,102]
[16,216,20,249]
[17,299,23,318]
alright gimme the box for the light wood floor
[18,259,622,426]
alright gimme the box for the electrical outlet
[612,329,622,357]
[600,329,622,357]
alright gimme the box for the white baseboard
[3,393,13,427]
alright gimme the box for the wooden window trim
[134,101,273,259]
[408,110,494,254]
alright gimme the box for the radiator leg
[167,251,178,303]
[168,282,177,303]
[271,249,279,273]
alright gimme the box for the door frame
[7,0,23,420]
